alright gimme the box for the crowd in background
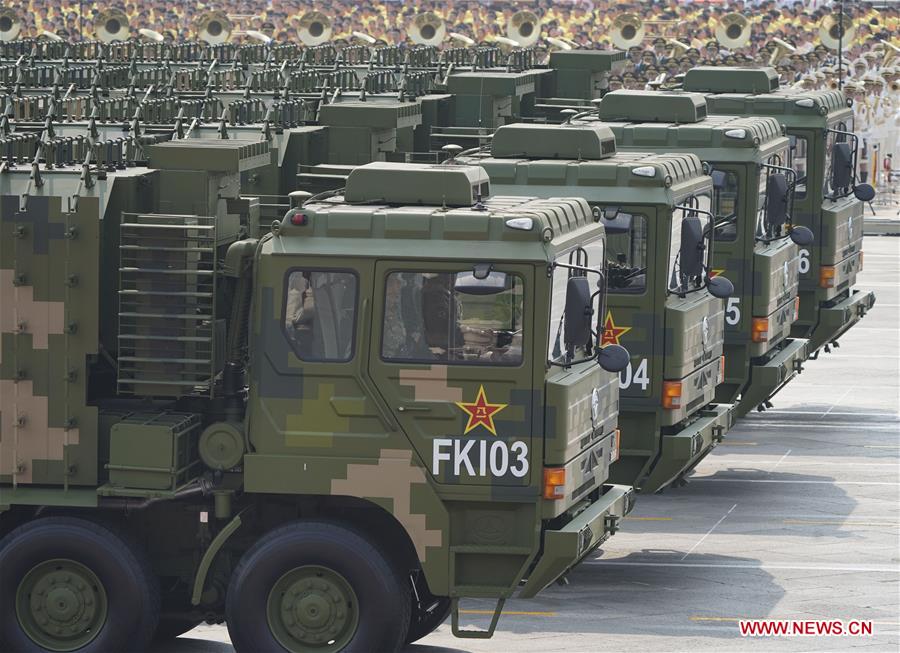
[9,1,899,56]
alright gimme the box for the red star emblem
[709,269,725,278]
[601,311,632,346]
[455,385,507,435]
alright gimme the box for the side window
[712,172,739,242]
[669,198,712,294]
[382,271,524,366]
[789,135,808,199]
[604,213,648,294]
[284,270,358,362]
[549,238,607,363]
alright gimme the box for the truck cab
[682,66,876,355]
[458,124,735,493]
[587,89,812,416]
[0,144,633,651]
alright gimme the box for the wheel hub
[268,565,358,652]
[16,559,107,651]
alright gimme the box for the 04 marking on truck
[619,359,650,390]
[601,311,631,346]
[455,385,507,436]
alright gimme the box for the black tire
[405,596,451,645]
[225,520,411,653]
[0,516,160,653]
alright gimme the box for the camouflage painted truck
[681,66,876,355]
[457,124,736,492]
[590,90,816,417]
[0,141,635,652]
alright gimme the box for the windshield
[711,171,739,242]
[788,134,808,199]
[548,237,605,364]
[382,270,525,365]
[668,195,713,295]
[604,213,648,294]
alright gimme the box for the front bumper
[518,484,633,599]
[640,403,734,494]
[808,288,876,354]
[734,338,809,418]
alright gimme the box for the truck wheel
[0,516,160,653]
[405,596,451,644]
[225,520,411,653]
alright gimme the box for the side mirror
[679,215,704,278]
[564,276,593,349]
[853,183,875,202]
[707,275,734,299]
[764,173,789,229]
[830,142,853,190]
[598,344,630,373]
[789,225,814,246]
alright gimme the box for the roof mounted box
[491,123,616,159]
[343,162,490,206]
[598,90,708,124]
[146,140,271,173]
[549,50,626,72]
[683,66,780,94]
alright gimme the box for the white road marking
[768,449,791,474]
[680,503,737,561]
[585,561,900,573]
[689,478,900,486]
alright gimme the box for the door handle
[397,405,432,413]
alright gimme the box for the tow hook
[712,425,725,444]
[604,514,621,536]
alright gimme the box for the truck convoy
[681,67,876,356]
[458,124,736,493]
[0,37,877,653]
[588,89,815,417]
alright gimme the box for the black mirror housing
[598,344,630,373]
[831,142,853,191]
[765,173,789,229]
[707,275,734,299]
[679,215,705,278]
[789,225,814,246]
[564,276,593,349]
[853,183,875,202]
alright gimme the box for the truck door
[367,261,535,487]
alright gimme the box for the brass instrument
[0,8,21,42]
[408,12,445,47]
[196,11,232,45]
[767,37,796,66]
[610,13,644,51]
[716,13,751,50]
[819,14,855,51]
[507,10,541,48]
[95,8,129,43]
[298,11,332,47]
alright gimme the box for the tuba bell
[94,8,130,43]
[408,11,445,46]
[138,28,164,42]
[506,10,541,48]
[0,8,21,42]
[767,37,796,66]
[716,13,750,50]
[819,14,855,51]
[196,11,232,45]
[610,13,644,51]
[298,11,332,46]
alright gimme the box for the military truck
[589,90,816,416]
[457,124,735,492]
[681,67,876,355]
[0,143,634,652]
